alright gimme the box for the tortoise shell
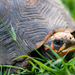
[0,0,75,65]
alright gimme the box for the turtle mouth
[59,45,75,56]
[40,45,75,60]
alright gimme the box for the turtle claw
[10,58,31,74]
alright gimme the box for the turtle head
[49,31,75,52]
[42,31,75,60]
[35,30,75,60]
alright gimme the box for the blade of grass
[53,58,63,65]
[4,68,8,75]
[7,68,11,75]
[46,52,55,61]
[0,18,12,37]
[66,67,71,75]
[0,67,2,75]
[13,55,28,61]
[67,56,75,65]
[46,60,65,74]
[28,60,35,73]
[29,57,65,75]
[32,57,45,62]
[11,24,16,41]
[39,65,44,73]
[0,65,24,70]
[44,45,66,65]
[15,40,28,55]
[69,63,75,71]
[34,48,48,61]
[0,18,27,55]
[44,45,61,59]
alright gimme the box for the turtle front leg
[10,57,31,74]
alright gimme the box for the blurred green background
[61,0,75,20]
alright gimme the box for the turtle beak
[59,37,75,56]
[60,45,75,56]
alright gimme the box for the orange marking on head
[51,43,54,49]
[45,47,49,51]
[58,45,65,52]
[54,49,57,52]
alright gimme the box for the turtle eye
[53,39,63,46]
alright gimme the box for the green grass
[0,0,75,75]
[61,0,75,20]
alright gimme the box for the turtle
[0,0,75,69]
